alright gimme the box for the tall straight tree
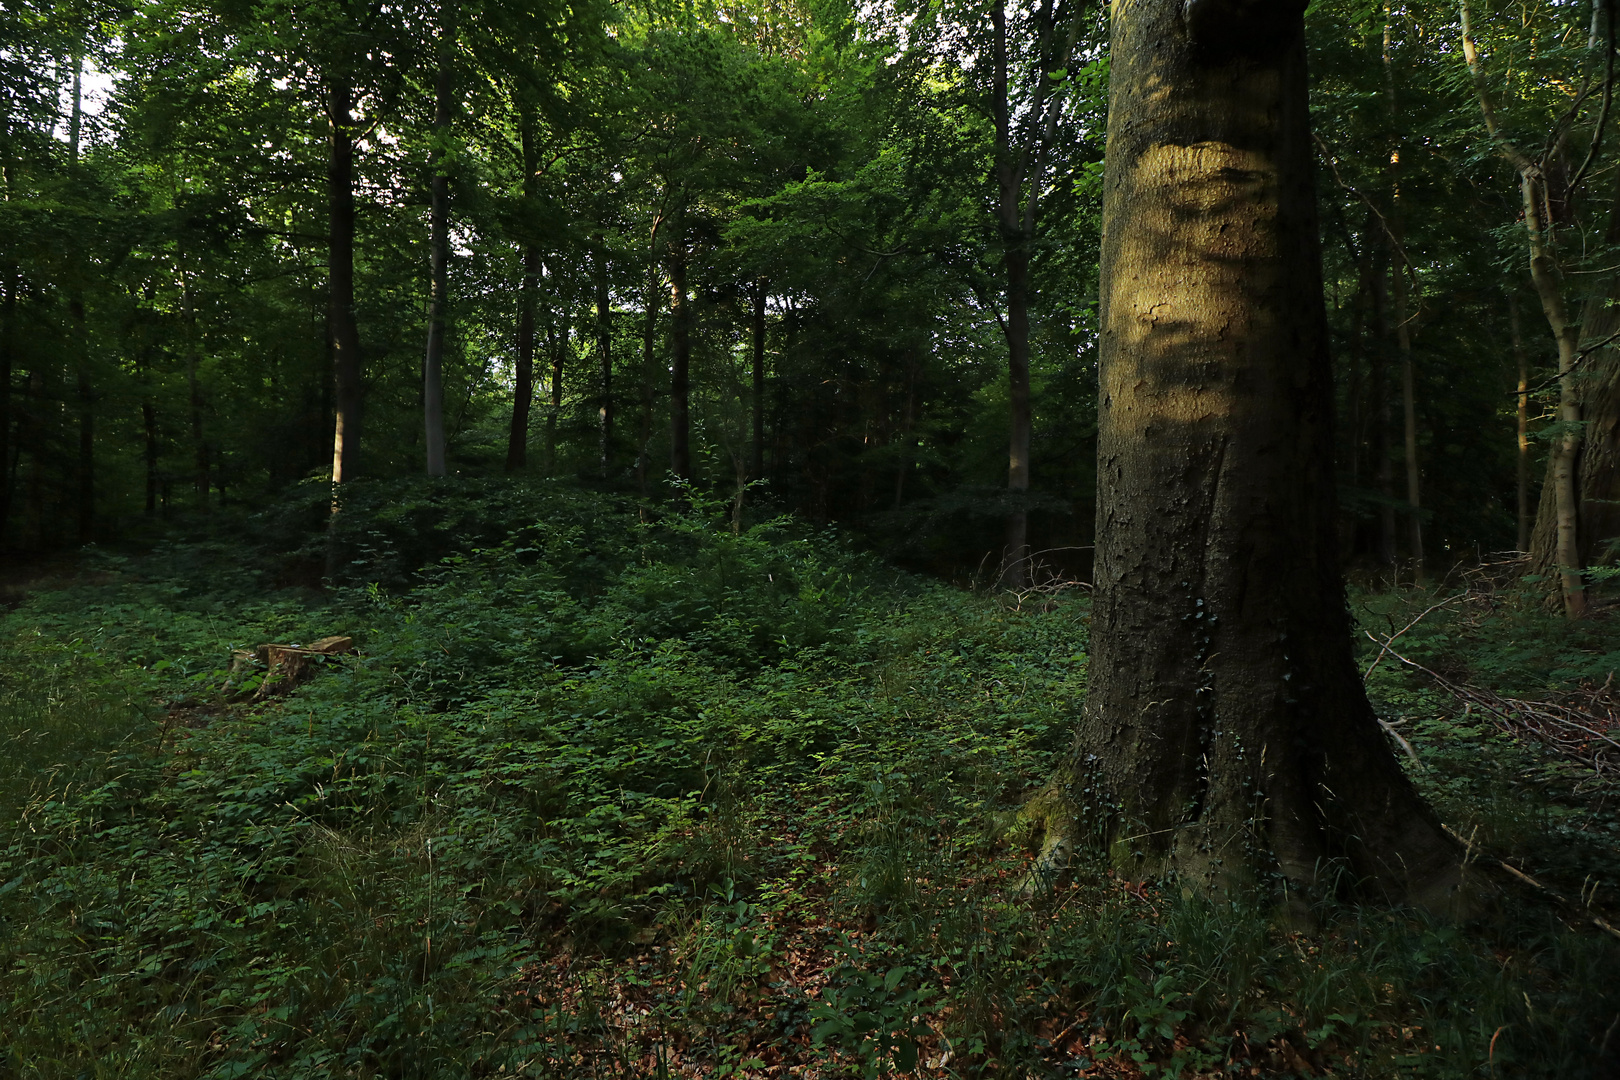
[985,0,1083,589]
[1067,0,1459,905]
[422,0,457,478]
[595,244,612,476]
[327,74,364,494]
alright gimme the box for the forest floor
[2,479,1618,1079]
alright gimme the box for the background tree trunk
[546,324,565,473]
[1370,249,1398,575]
[1510,290,1532,551]
[596,246,612,478]
[993,0,1031,590]
[669,244,691,482]
[752,279,766,481]
[327,77,364,494]
[421,0,455,479]
[1,270,14,544]
[638,257,661,495]
[507,245,539,472]
[1077,0,1458,906]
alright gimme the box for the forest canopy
[7,0,1612,583]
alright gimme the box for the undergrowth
[1,480,1616,1078]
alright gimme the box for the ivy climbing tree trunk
[1068,0,1460,907]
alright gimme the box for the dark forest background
[1,0,1585,584]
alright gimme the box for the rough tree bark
[1056,0,1461,907]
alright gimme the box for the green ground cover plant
[2,481,1617,1078]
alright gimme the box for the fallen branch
[1363,631,1620,775]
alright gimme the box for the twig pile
[1375,637,1620,779]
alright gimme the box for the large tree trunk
[1558,173,1620,567]
[327,77,364,494]
[1072,0,1459,907]
[669,246,691,482]
[596,247,612,478]
[507,245,539,472]
[422,0,455,478]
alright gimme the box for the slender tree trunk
[894,356,917,510]
[1391,258,1423,581]
[1370,252,1398,574]
[1382,16,1424,583]
[23,369,43,547]
[638,256,661,495]
[992,0,1032,590]
[175,255,209,507]
[66,57,94,543]
[751,280,766,481]
[1511,290,1532,551]
[0,270,14,544]
[1514,163,1586,616]
[1072,0,1459,906]
[669,246,691,482]
[422,0,455,478]
[546,324,565,473]
[327,77,364,495]
[74,298,92,544]
[508,246,538,472]
[596,247,612,478]
[1461,0,1586,615]
[143,400,159,514]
